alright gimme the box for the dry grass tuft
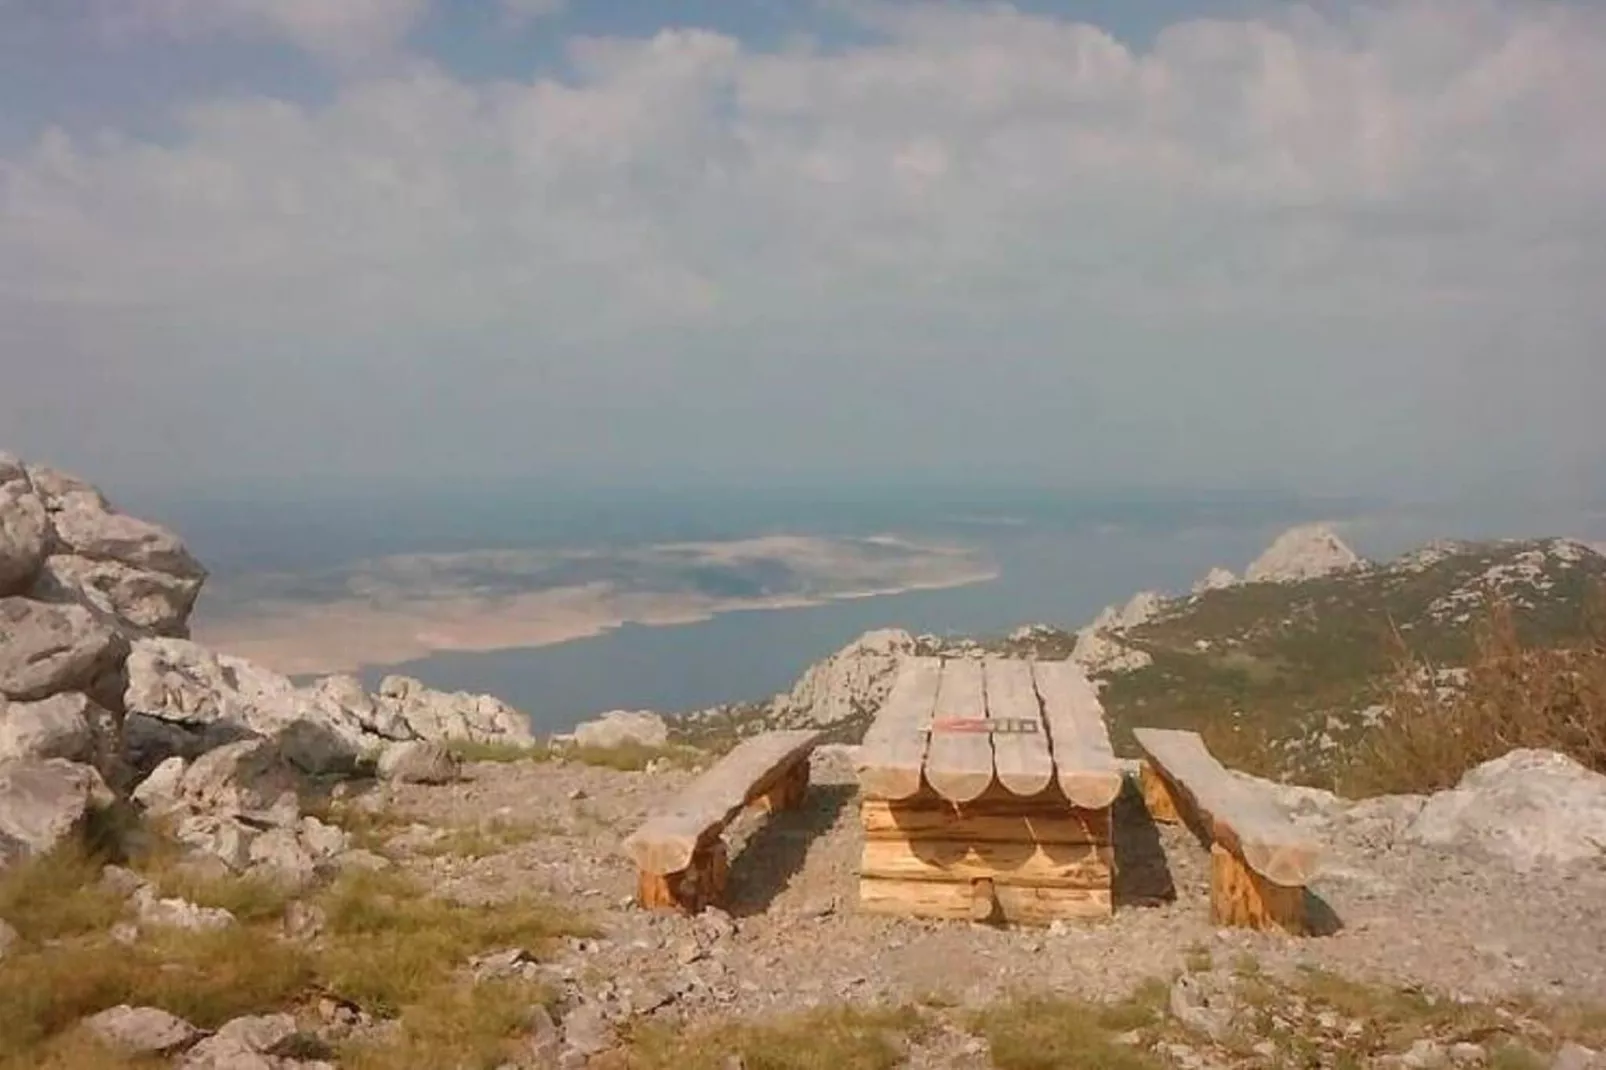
[339,978,553,1070]
[413,817,554,860]
[1345,592,1606,796]
[0,844,126,944]
[313,869,592,1016]
[630,1005,924,1070]
[447,739,554,764]
[974,985,1168,1070]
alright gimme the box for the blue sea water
[146,484,1605,735]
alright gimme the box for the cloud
[3,0,1605,494]
[95,0,430,63]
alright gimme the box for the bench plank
[1132,727,1320,888]
[1032,660,1123,809]
[856,657,942,800]
[623,729,822,876]
[982,658,1054,797]
[923,658,995,803]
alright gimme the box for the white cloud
[96,0,430,63]
[4,1,1605,492]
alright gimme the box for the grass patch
[0,927,315,1060]
[973,989,1167,1070]
[304,799,413,856]
[0,844,126,944]
[1344,594,1606,795]
[565,742,705,773]
[340,978,553,1070]
[414,818,554,860]
[630,1005,924,1070]
[313,869,592,1017]
[447,740,553,764]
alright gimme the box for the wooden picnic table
[852,655,1124,924]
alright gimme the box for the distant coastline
[193,535,996,676]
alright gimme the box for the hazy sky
[2,0,1604,500]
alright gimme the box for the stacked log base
[857,785,1114,925]
[1209,844,1306,934]
[637,838,729,914]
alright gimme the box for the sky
[2,0,1604,502]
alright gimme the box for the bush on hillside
[1346,586,1606,796]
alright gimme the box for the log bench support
[1133,728,1321,936]
[622,730,822,914]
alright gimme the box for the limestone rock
[1192,567,1238,594]
[81,1005,202,1056]
[1405,749,1606,872]
[175,738,303,819]
[132,885,236,931]
[768,628,915,728]
[29,555,201,638]
[0,477,48,597]
[572,710,669,750]
[0,597,128,704]
[1552,1044,1604,1070]
[0,758,114,869]
[175,1013,314,1070]
[1245,524,1364,584]
[0,692,103,765]
[373,674,534,744]
[1070,629,1154,675]
[132,756,189,813]
[377,740,461,784]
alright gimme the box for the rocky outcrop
[0,454,208,865]
[1070,628,1154,675]
[124,639,534,775]
[1244,524,1364,584]
[1192,567,1237,594]
[0,757,115,867]
[768,628,915,728]
[1404,750,1606,872]
[572,710,669,750]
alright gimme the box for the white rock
[175,739,303,819]
[0,478,48,598]
[1192,567,1238,594]
[82,1005,202,1056]
[1245,524,1364,584]
[0,758,115,870]
[0,692,104,765]
[377,740,461,784]
[132,885,236,931]
[1552,1043,1605,1070]
[572,710,670,750]
[132,756,190,813]
[767,628,915,728]
[0,597,127,704]
[1070,629,1153,675]
[1405,749,1606,872]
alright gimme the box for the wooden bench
[621,729,822,913]
[1132,727,1321,933]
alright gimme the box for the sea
[145,483,1606,735]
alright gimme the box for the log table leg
[1140,760,1181,824]
[1209,843,1305,933]
[637,837,730,914]
[755,758,811,814]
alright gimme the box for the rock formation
[1192,566,1237,594]
[1403,749,1606,872]
[571,710,670,750]
[766,628,915,728]
[1244,524,1364,584]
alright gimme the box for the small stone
[1402,1039,1448,1069]
[568,788,588,801]
[1449,1042,1487,1065]
[99,864,147,897]
[561,1004,617,1056]
[82,1005,201,1056]
[1553,1044,1604,1070]
[282,899,326,941]
[109,921,140,945]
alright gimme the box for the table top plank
[923,658,996,803]
[855,656,943,800]
[982,658,1054,797]
[1032,659,1123,809]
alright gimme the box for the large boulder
[377,740,461,784]
[571,710,668,750]
[1245,524,1364,584]
[22,471,205,639]
[0,598,128,707]
[0,472,48,597]
[1404,749,1606,872]
[0,758,115,869]
[768,628,915,728]
[373,675,534,744]
[0,692,120,772]
[172,739,302,820]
